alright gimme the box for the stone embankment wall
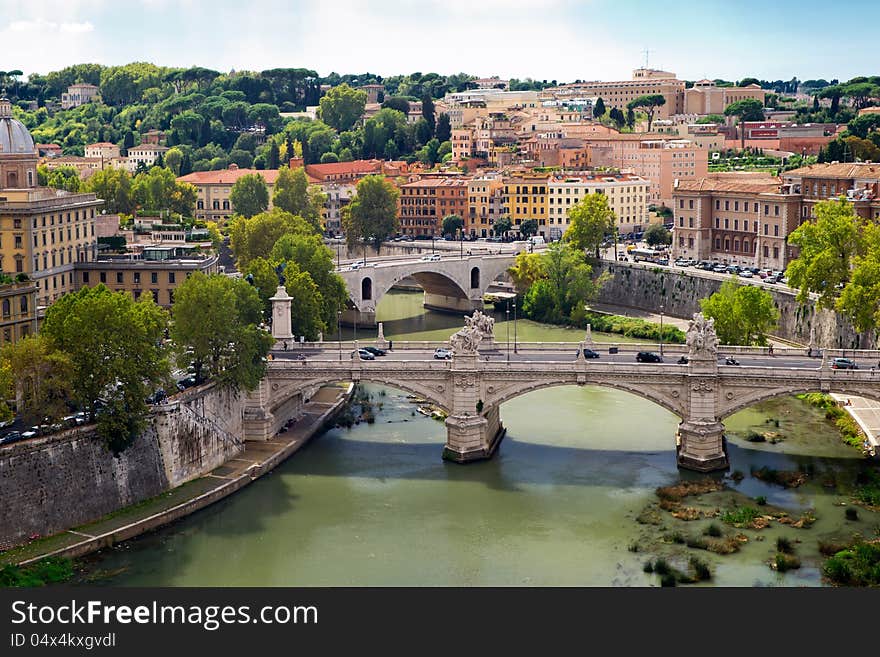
[595,263,873,350]
[0,383,243,549]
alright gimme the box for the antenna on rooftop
[642,48,651,69]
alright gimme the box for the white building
[547,173,651,240]
[125,144,170,172]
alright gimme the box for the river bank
[0,383,353,569]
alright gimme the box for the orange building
[398,177,469,237]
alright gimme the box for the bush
[643,561,654,573]
[776,536,794,553]
[704,523,722,537]
[755,496,767,506]
[0,558,74,586]
[721,506,761,525]
[775,553,802,572]
[660,573,677,587]
[845,507,859,521]
[822,542,880,586]
[689,557,712,581]
[574,312,686,344]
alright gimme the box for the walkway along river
[78,290,879,586]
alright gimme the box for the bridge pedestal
[340,307,376,328]
[423,292,482,314]
[443,405,505,463]
[676,420,728,472]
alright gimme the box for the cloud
[6,19,94,33]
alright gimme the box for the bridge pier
[340,307,376,328]
[443,405,505,463]
[676,420,728,472]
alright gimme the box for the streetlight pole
[659,304,664,357]
[460,229,463,260]
[337,240,340,270]
[337,310,342,361]
[513,300,518,353]
[506,305,510,363]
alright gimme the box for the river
[78,290,878,586]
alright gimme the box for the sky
[0,0,872,83]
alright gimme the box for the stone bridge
[250,301,880,472]
[336,254,515,326]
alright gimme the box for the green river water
[79,290,878,586]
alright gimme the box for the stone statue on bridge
[465,309,495,338]
[450,324,483,355]
[686,313,719,359]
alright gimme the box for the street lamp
[460,229,463,259]
[506,305,510,363]
[336,239,340,270]
[513,300,518,353]
[659,304,664,357]
[337,310,342,361]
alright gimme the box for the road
[271,346,835,370]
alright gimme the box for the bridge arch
[718,383,880,421]
[485,377,688,419]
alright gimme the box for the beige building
[466,176,505,237]
[0,280,38,345]
[126,144,169,172]
[84,142,121,162]
[547,173,650,240]
[542,69,686,117]
[684,80,766,116]
[177,165,288,223]
[61,83,100,110]
[75,249,220,307]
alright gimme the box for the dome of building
[0,98,35,156]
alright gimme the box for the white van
[528,235,546,246]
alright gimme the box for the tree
[564,192,616,257]
[272,166,326,232]
[724,98,765,150]
[46,166,81,192]
[593,97,606,118]
[737,77,761,87]
[421,94,436,134]
[644,223,672,247]
[84,168,135,214]
[609,107,625,128]
[519,242,604,324]
[520,218,539,238]
[509,250,545,292]
[230,173,270,218]
[435,113,452,143]
[164,147,184,175]
[283,264,325,341]
[700,277,778,345]
[0,335,73,425]
[171,273,273,390]
[41,285,170,452]
[318,83,367,132]
[442,214,464,237]
[627,94,666,132]
[342,175,400,253]
[786,198,864,309]
[837,223,880,334]
[381,97,411,114]
[493,215,512,239]
[229,208,317,269]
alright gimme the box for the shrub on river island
[704,523,723,537]
[822,541,880,586]
[755,495,767,506]
[751,466,807,488]
[776,536,794,554]
[773,552,801,572]
[655,478,725,502]
[0,558,74,587]
[721,506,761,526]
[845,507,859,521]
[689,557,712,581]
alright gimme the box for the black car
[362,346,386,357]
[0,431,23,446]
[579,348,600,359]
[636,351,663,363]
[176,376,198,391]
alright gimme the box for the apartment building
[784,162,880,221]
[0,280,38,345]
[547,173,650,240]
[586,134,708,206]
[466,176,505,237]
[84,142,121,161]
[684,80,766,115]
[178,165,291,223]
[125,144,170,172]
[398,177,469,237]
[503,173,549,232]
[74,249,220,307]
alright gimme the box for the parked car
[0,431,23,445]
[739,270,754,278]
[146,388,167,404]
[579,348,600,359]
[176,375,198,391]
[831,357,858,369]
[434,347,452,360]
[362,346,386,357]
[636,351,663,363]
[357,349,375,360]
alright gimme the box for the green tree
[564,192,616,257]
[243,257,280,315]
[520,218,539,238]
[725,98,765,150]
[700,277,779,345]
[593,97,606,118]
[46,166,81,192]
[644,223,672,247]
[520,242,604,324]
[493,215,512,238]
[421,94,436,134]
[283,264,325,341]
[84,168,135,214]
[271,166,326,233]
[381,97,410,114]
[342,175,400,253]
[318,83,367,132]
[170,273,272,389]
[786,198,864,309]
[0,335,73,425]
[627,94,666,132]
[41,285,170,452]
[164,147,184,175]
[229,208,317,269]
[230,172,270,218]
[441,214,464,237]
[509,250,545,292]
[435,113,452,143]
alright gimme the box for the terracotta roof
[783,162,880,180]
[128,143,169,152]
[303,159,384,180]
[675,177,781,195]
[86,142,117,147]
[178,167,285,185]
[401,177,470,188]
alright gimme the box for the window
[151,272,158,284]
[774,225,779,237]
[724,218,729,228]
[14,235,22,249]
[133,272,141,284]
[678,217,684,227]
[773,247,779,258]
[774,205,779,216]
[763,245,769,257]
[725,201,729,210]
[734,201,739,212]
[100,271,107,283]
[116,272,124,284]
[679,200,684,209]
[151,289,159,303]
[1,300,9,318]
[168,272,176,284]
[688,237,694,248]
[689,217,694,228]
[754,203,759,212]
[689,200,694,209]
[82,272,90,283]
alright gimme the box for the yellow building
[503,173,549,232]
[0,280,38,345]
